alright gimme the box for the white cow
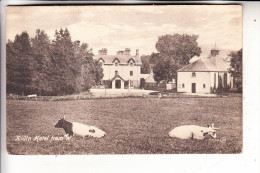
[169,123,220,140]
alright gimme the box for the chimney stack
[124,48,131,55]
[117,50,124,55]
[103,48,107,55]
[210,43,219,57]
[98,48,107,55]
[136,49,139,56]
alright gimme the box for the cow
[168,123,220,140]
[54,117,106,138]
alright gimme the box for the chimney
[124,48,131,55]
[117,50,124,55]
[211,49,219,57]
[210,43,219,57]
[136,49,139,56]
[98,48,107,55]
[103,48,107,55]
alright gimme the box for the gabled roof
[178,53,231,72]
[112,58,120,63]
[94,55,142,65]
[127,58,135,63]
[111,74,125,81]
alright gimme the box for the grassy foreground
[6,97,242,154]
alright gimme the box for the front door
[115,80,121,89]
[192,83,196,93]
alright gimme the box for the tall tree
[31,29,53,95]
[7,28,103,96]
[73,41,103,92]
[153,34,201,83]
[50,28,77,95]
[6,32,33,95]
[228,49,242,89]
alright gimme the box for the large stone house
[94,48,142,89]
[177,48,233,94]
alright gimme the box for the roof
[111,74,125,81]
[94,55,142,65]
[140,73,150,79]
[178,53,231,72]
[145,73,156,83]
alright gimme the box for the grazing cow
[168,123,220,140]
[54,117,106,138]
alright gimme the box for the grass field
[6,97,242,155]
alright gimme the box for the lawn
[6,97,242,155]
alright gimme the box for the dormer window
[128,58,135,66]
[113,58,120,66]
[98,58,104,66]
[192,72,196,77]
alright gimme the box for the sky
[6,5,242,57]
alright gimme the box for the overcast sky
[6,5,242,56]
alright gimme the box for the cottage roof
[94,55,142,65]
[178,53,231,72]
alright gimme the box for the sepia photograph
[5,5,242,155]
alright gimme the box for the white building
[177,48,233,94]
[94,48,142,89]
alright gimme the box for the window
[115,62,119,66]
[203,84,206,88]
[192,72,196,77]
[99,62,103,66]
[130,62,133,66]
[182,84,185,88]
[130,71,133,76]
[115,71,118,75]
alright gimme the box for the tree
[228,49,242,89]
[50,28,77,95]
[153,54,177,84]
[31,29,53,95]
[153,34,201,83]
[7,28,103,96]
[73,41,104,92]
[140,55,151,74]
[6,31,33,95]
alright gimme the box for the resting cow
[54,117,106,138]
[169,123,220,140]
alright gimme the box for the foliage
[31,29,53,95]
[6,28,103,96]
[6,32,33,95]
[139,78,145,89]
[228,49,242,89]
[153,55,177,84]
[153,34,201,83]
[140,55,151,74]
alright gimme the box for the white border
[1,1,260,173]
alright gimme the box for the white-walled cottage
[94,48,142,89]
[177,48,233,94]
